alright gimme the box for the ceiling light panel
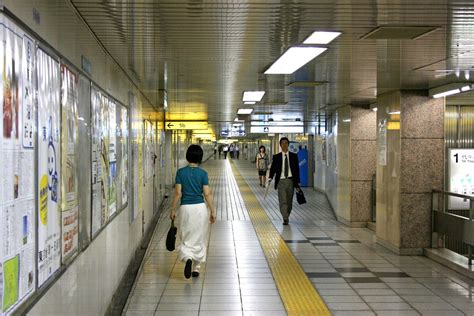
[303,31,341,44]
[264,47,327,75]
[237,108,253,115]
[243,91,265,102]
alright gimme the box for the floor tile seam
[123,208,174,314]
[231,221,248,314]
[230,160,331,314]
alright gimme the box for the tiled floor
[123,158,474,316]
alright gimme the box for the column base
[337,216,367,228]
[376,236,423,255]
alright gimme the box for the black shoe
[184,259,192,279]
[283,220,289,225]
[192,271,200,277]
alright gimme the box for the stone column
[376,90,444,255]
[331,106,376,227]
[350,107,377,226]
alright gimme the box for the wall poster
[60,64,79,262]
[91,86,102,236]
[37,48,61,286]
[129,92,139,222]
[143,120,154,185]
[0,18,36,315]
[120,106,129,206]
[448,148,474,210]
[91,86,112,236]
[108,100,117,217]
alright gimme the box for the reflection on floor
[123,158,474,316]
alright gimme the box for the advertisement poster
[108,100,117,217]
[91,86,102,236]
[129,92,139,222]
[100,94,110,227]
[143,120,154,185]
[448,149,474,210]
[91,87,112,235]
[37,48,61,287]
[60,65,79,261]
[121,106,129,206]
[0,19,36,315]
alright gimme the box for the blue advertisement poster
[298,148,309,187]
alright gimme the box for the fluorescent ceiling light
[429,82,473,98]
[237,108,253,115]
[244,101,256,105]
[433,89,460,98]
[342,119,351,122]
[303,31,341,44]
[264,47,327,75]
[234,118,244,122]
[243,91,265,102]
[388,111,401,115]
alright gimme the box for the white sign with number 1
[448,148,474,210]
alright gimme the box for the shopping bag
[166,220,177,251]
[296,188,306,205]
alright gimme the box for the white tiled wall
[2,1,159,314]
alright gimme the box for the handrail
[431,190,474,265]
[432,189,474,200]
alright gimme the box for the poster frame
[89,83,129,241]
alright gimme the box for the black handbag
[296,188,306,205]
[166,220,177,251]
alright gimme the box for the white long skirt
[178,203,209,263]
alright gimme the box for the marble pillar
[376,90,444,255]
[350,107,377,225]
[330,106,376,227]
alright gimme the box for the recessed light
[303,31,341,44]
[264,47,327,75]
[237,108,253,115]
[244,101,256,105]
[243,91,265,102]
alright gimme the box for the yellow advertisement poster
[2,256,19,312]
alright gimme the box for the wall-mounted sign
[378,119,387,166]
[164,121,208,130]
[250,126,303,134]
[448,148,474,210]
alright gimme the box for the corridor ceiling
[70,0,474,135]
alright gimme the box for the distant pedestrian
[218,145,222,158]
[229,145,234,159]
[223,145,228,159]
[214,144,217,157]
[170,145,217,278]
[256,145,269,187]
[235,145,240,159]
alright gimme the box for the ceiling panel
[70,0,474,136]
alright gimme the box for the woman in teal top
[170,145,216,279]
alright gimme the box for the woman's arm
[203,185,216,223]
[169,184,182,220]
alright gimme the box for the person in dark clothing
[268,137,301,225]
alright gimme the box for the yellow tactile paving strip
[230,162,331,316]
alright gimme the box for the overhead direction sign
[165,121,208,130]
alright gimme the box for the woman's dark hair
[186,144,203,163]
[280,137,290,145]
[259,145,266,152]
